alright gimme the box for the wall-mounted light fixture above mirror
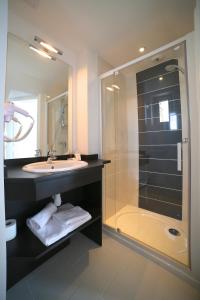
[4,32,72,159]
[29,44,56,60]
[34,36,63,55]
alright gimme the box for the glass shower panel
[114,70,139,217]
[102,70,139,229]
[102,42,189,266]
[102,74,117,228]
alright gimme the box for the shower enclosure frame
[46,90,73,155]
[99,35,192,272]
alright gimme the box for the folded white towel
[27,214,91,246]
[26,203,91,246]
[53,205,91,227]
[57,202,74,212]
[27,202,57,230]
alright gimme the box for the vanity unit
[5,155,109,289]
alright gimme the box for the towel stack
[27,202,91,246]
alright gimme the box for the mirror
[4,33,72,159]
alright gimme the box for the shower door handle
[177,142,182,171]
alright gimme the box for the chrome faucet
[47,149,57,163]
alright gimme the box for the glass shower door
[102,42,190,266]
[102,70,139,230]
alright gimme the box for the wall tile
[139,197,182,219]
[139,130,182,145]
[139,184,182,205]
[138,114,182,132]
[136,59,178,82]
[139,158,181,175]
[138,100,181,120]
[137,85,180,107]
[137,71,179,95]
[137,59,182,220]
[139,171,182,190]
[139,145,177,159]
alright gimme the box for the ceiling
[9,0,195,67]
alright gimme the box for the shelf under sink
[7,211,100,260]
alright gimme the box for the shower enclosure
[101,42,190,266]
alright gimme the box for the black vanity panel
[5,179,36,202]
[5,159,105,201]
[36,167,102,201]
[136,59,183,219]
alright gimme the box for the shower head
[164,64,184,74]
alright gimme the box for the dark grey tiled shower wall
[136,59,182,220]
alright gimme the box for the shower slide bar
[177,138,189,171]
[177,143,182,171]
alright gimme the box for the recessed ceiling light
[112,84,120,90]
[139,47,145,53]
[159,76,163,81]
[106,87,114,92]
[29,45,55,60]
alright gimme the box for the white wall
[98,57,113,75]
[0,1,7,299]
[88,52,100,154]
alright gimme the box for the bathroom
[0,0,200,299]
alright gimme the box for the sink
[22,160,88,173]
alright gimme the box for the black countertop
[4,156,110,201]
[5,159,108,182]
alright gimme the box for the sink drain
[168,228,181,236]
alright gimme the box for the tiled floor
[105,204,188,265]
[7,233,200,300]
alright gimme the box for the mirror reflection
[4,33,72,159]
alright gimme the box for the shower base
[105,205,188,265]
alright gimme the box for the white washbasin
[22,160,88,173]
